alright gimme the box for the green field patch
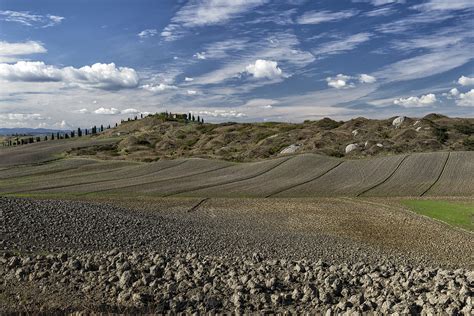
[402,200,474,231]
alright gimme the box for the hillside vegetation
[69,113,473,162]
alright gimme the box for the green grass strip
[402,200,474,232]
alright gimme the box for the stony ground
[1,197,473,313]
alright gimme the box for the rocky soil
[1,196,473,313]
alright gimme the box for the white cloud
[0,61,139,90]
[376,10,455,34]
[194,52,206,60]
[142,83,178,92]
[191,32,313,86]
[56,120,70,129]
[245,59,283,79]
[196,110,247,118]
[412,0,474,11]
[121,108,140,114]
[0,41,47,62]
[0,10,64,27]
[448,88,460,97]
[161,0,267,40]
[364,7,397,17]
[187,90,198,95]
[176,0,266,27]
[297,10,358,24]
[93,107,120,115]
[326,74,354,89]
[138,29,158,39]
[76,108,89,114]
[359,74,377,83]
[354,0,405,5]
[374,48,473,83]
[393,93,437,107]
[0,61,62,82]
[0,113,44,121]
[458,75,474,86]
[184,77,194,82]
[243,98,278,108]
[457,89,474,106]
[313,33,372,57]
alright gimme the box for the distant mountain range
[0,128,71,136]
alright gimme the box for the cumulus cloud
[393,93,437,107]
[142,83,178,92]
[326,74,354,89]
[359,74,377,83]
[196,110,246,118]
[297,10,358,24]
[0,41,47,62]
[137,29,158,39]
[93,107,120,115]
[0,61,139,90]
[445,88,460,98]
[245,59,283,79]
[184,77,194,82]
[243,98,278,108]
[0,10,64,27]
[458,75,474,86]
[457,89,474,106]
[187,90,198,95]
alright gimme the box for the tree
[51,133,55,140]
[188,113,192,120]
[71,130,75,138]
[140,113,143,119]
[197,115,200,123]
[100,124,104,132]
[115,123,118,127]
[192,115,195,122]
[201,117,204,124]
[78,128,82,137]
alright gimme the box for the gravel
[1,197,473,313]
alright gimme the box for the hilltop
[67,113,473,162]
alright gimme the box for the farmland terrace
[0,138,473,314]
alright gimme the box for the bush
[434,126,448,143]
[463,137,474,150]
[454,122,474,135]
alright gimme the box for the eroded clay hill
[68,113,473,162]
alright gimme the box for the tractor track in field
[187,198,210,212]
[164,157,294,197]
[265,161,344,198]
[356,154,409,197]
[420,152,451,197]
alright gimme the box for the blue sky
[0,0,473,129]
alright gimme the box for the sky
[0,0,473,129]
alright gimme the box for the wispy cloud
[373,47,473,82]
[312,33,372,57]
[297,10,358,24]
[412,0,474,12]
[0,10,64,28]
[161,0,267,41]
